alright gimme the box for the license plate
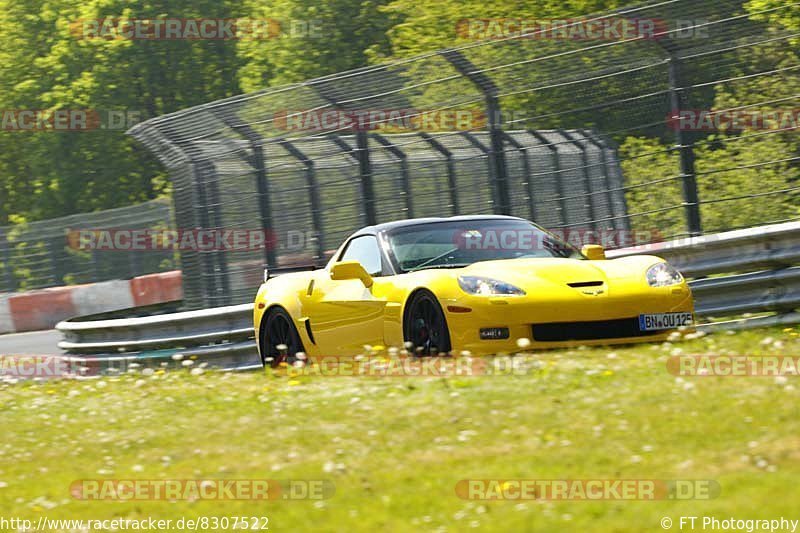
[638,312,694,331]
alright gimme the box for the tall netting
[129,0,800,308]
[0,199,176,293]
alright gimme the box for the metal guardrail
[607,221,800,277]
[57,221,800,370]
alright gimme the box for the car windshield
[386,219,583,273]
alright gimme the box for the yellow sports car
[254,216,694,366]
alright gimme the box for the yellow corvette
[254,216,694,365]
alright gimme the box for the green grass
[2,327,800,532]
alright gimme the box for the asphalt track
[0,330,62,356]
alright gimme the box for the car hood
[454,256,663,289]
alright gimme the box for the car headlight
[646,262,684,287]
[458,276,526,296]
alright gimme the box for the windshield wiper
[406,247,461,271]
[406,263,468,272]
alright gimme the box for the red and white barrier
[0,271,183,334]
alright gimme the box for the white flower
[181,360,194,367]
[95,381,107,389]
[171,353,184,361]
[141,368,155,376]
[190,368,204,376]
[134,380,146,388]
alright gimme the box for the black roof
[352,215,527,236]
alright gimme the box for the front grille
[532,317,661,342]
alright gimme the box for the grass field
[2,326,800,532]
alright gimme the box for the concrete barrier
[0,271,183,334]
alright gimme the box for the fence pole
[440,49,510,215]
[277,139,326,265]
[666,56,703,236]
[330,134,377,226]
[528,130,568,228]
[458,131,498,213]
[502,132,537,221]
[372,133,414,218]
[0,228,13,291]
[556,130,600,234]
[355,131,377,225]
[214,113,277,269]
[419,132,459,215]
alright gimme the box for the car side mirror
[330,260,374,287]
[582,244,606,260]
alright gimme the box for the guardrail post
[579,129,621,233]
[277,139,326,265]
[502,132,537,221]
[372,133,413,218]
[666,56,703,237]
[419,132,459,215]
[528,129,568,228]
[440,49,510,215]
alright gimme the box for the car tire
[403,290,452,356]
[259,307,306,368]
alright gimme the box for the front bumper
[442,287,694,355]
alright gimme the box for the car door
[306,235,388,355]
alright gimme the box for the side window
[340,236,383,276]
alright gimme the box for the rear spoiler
[264,265,318,282]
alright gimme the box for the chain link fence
[0,199,177,293]
[129,0,799,309]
